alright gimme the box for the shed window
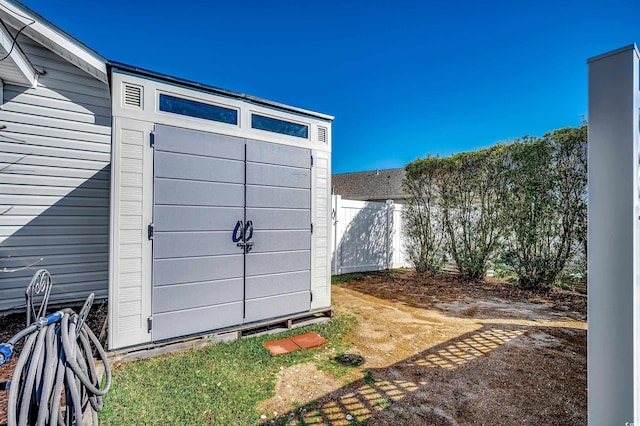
[159,94,237,125]
[251,114,308,139]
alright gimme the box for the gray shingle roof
[332,168,407,201]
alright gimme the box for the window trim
[250,113,309,139]
[158,93,239,126]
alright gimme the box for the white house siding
[0,34,111,311]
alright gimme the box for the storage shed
[0,0,333,351]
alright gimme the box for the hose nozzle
[0,343,14,366]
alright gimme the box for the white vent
[318,126,327,143]
[123,84,142,109]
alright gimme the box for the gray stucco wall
[0,33,111,311]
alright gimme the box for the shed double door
[151,124,311,341]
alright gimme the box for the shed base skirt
[107,307,333,364]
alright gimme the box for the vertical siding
[0,34,111,311]
[108,117,153,349]
[117,129,144,334]
[331,197,411,275]
[311,149,331,309]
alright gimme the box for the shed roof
[332,168,407,201]
[0,0,333,121]
[109,62,334,122]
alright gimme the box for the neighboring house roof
[332,168,407,201]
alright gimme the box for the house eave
[0,0,107,83]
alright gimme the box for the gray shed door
[151,124,311,341]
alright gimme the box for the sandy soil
[261,271,586,425]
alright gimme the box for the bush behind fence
[402,125,587,291]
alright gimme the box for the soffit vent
[123,83,143,109]
[318,126,327,143]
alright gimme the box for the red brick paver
[263,332,327,356]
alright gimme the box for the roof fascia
[1,0,107,82]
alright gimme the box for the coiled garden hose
[0,296,111,426]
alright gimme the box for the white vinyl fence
[331,195,411,275]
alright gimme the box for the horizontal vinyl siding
[3,88,112,118]
[0,34,111,311]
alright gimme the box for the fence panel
[331,196,410,275]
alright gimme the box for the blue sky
[18,0,640,173]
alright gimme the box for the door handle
[233,220,254,253]
[244,220,253,242]
[232,220,244,243]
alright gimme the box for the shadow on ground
[265,322,586,426]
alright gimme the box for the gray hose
[2,297,111,426]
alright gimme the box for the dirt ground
[261,271,586,425]
[0,272,586,425]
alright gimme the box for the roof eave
[0,0,107,83]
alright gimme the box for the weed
[363,370,377,385]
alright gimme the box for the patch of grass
[373,396,391,409]
[99,314,356,425]
[331,269,406,284]
[271,400,329,426]
[315,350,363,383]
[347,415,370,426]
[331,272,370,284]
[362,370,377,385]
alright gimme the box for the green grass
[331,269,407,284]
[362,370,377,386]
[99,314,356,426]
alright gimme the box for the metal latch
[147,317,152,333]
[148,223,154,240]
[236,242,254,253]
